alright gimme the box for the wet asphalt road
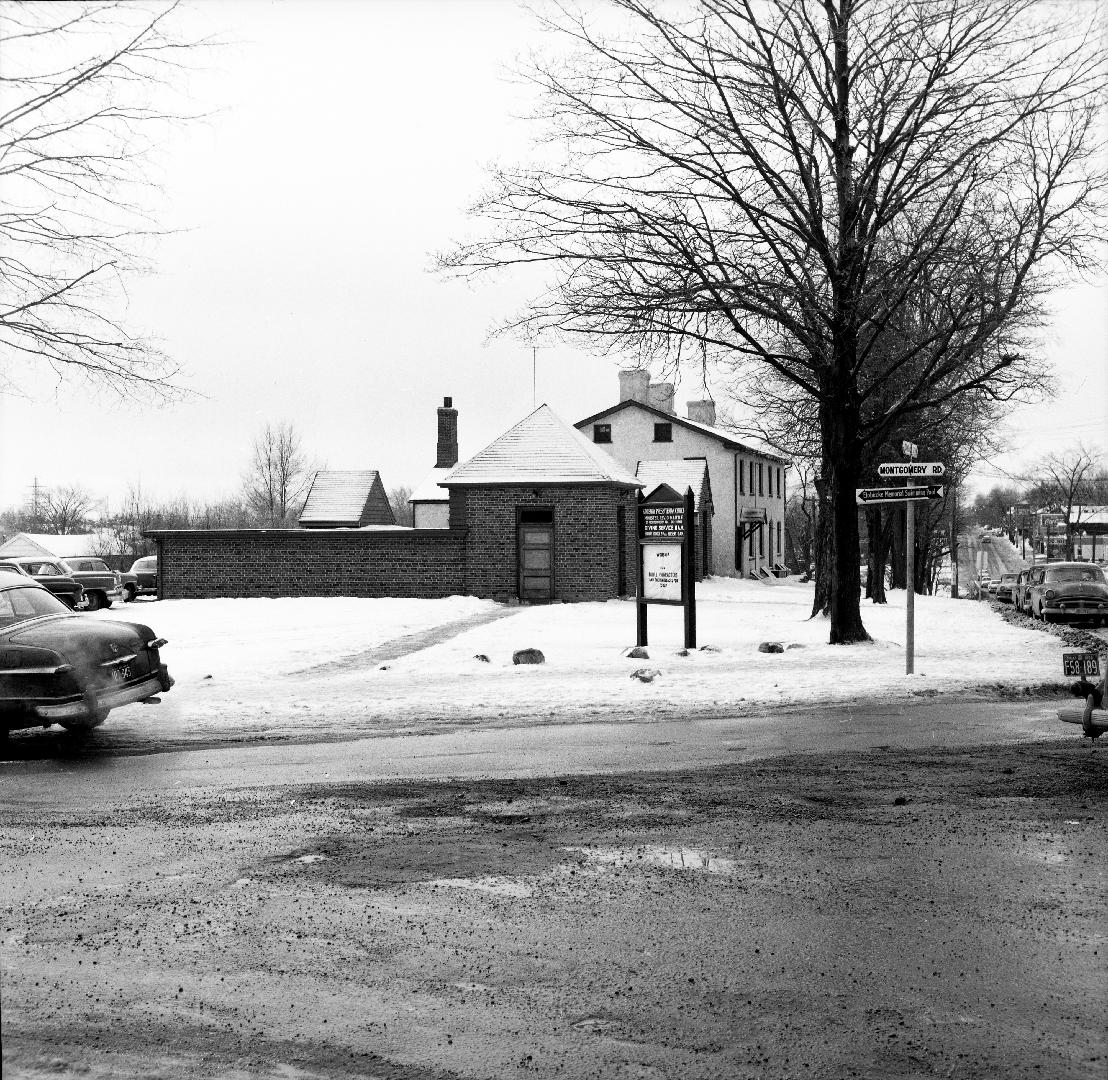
[2,697,1106,1080]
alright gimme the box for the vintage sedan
[1027,562,1108,626]
[994,572,1019,604]
[0,571,173,735]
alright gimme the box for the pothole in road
[563,845,738,874]
[260,830,576,889]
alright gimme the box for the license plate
[111,664,132,682]
[1062,652,1101,678]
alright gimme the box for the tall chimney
[436,396,458,468]
[618,368,650,403]
[687,400,717,426]
[647,382,676,414]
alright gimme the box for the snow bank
[88,579,1077,740]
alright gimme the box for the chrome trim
[33,673,166,720]
[147,637,168,649]
[0,664,73,676]
[100,654,137,667]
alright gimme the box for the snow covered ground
[88,578,1082,742]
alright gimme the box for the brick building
[148,404,658,604]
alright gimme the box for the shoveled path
[289,606,520,677]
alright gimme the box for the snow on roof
[299,471,382,526]
[0,532,100,559]
[443,405,642,487]
[409,467,452,504]
[1071,505,1108,527]
[636,459,712,512]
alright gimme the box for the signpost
[860,452,946,675]
[636,484,696,649]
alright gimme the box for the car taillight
[147,638,168,649]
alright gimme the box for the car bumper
[33,666,173,720]
[1042,604,1108,620]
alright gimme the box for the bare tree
[442,0,1107,643]
[388,486,415,527]
[242,422,314,527]
[42,484,96,534]
[1034,444,1103,559]
[0,2,209,396]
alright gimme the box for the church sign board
[636,483,696,648]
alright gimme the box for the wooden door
[519,524,554,601]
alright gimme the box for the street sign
[739,506,768,523]
[902,440,918,458]
[877,462,945,478]
[856,485,943,504]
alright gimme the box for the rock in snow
[630,667,662,683]
[626,646,650,659]
[758,641,785,654]
[513,648,545,665]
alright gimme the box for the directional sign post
[859,463,947,676]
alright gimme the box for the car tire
[84,592,102,611]
[123,584,136,603]
[101,596,112,609]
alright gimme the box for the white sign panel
[902,441,918,458]
[877,462,945,478]
[643,543,683,601]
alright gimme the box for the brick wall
[455,484,639,603]
[148,529,466,600]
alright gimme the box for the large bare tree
[0,1,206,396]
[1034,444,1104,559]
[442,0,1106,643]
[243,422,314,527]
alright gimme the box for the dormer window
[653,422,672,442]
[593,423,612,444]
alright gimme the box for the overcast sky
[1,0,1105,515]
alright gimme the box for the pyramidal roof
[444,405,641,487]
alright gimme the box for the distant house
[298,471,395,529]
[577,369,791,577]
[0,532,101,561]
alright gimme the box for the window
[749,527,755,557]
[758,463,764,497]
[759,524,765,558]
[777,520,782,555]
[593,424,612,444]
[653,422,672,442]
[749,461,755,493]
[738,458,745,495]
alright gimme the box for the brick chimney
[436,396,458,468]
[647,382,676,414]
[687,400,717,426]
[618,368,650,403]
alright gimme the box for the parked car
[980,535,992,544]
[994,573,1019,604]
[1014,569,1032,614]
[128,555,158,599]
[1027,562,1108,625]
[0,570,173,735]
[62,557,124,611]
[7,558,85,610]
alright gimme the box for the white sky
[0,0,1105,513]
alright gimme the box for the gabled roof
[443,405,641,487]
[576,398,791,464]
[0,532,100,559]
[636,459,713,512]
[299,470,393,527]
[409,467,452,504]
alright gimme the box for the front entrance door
[519,520,554,601]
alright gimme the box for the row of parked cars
[976,561,1108,626]
[0,556,170,738]
[0,555,157,611]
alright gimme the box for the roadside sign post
[859,458,945,676]
[636,484,697,650]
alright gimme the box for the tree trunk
[811,476,833,617]
[821,395,870,643]
[867,506,889,604]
